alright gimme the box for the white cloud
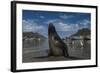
[40,16,45,19]
[55,22,71,31]
[45,19,80,32]
[59,14,73,19]
[79,19,90,28]
[45,19,59,24]
[22,19,45,32]
[83,20,90,25]
[54,22,79,32]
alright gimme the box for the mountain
[23,32,46,39]
[71,28,90,37]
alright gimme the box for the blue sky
[22,10,91,38]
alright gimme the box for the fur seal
[48,23,69,57]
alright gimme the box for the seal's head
[48,23,56,34]
[49,23,55,29]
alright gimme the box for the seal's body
[48,23,69,57]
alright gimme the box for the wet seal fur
[48,23,69,57]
